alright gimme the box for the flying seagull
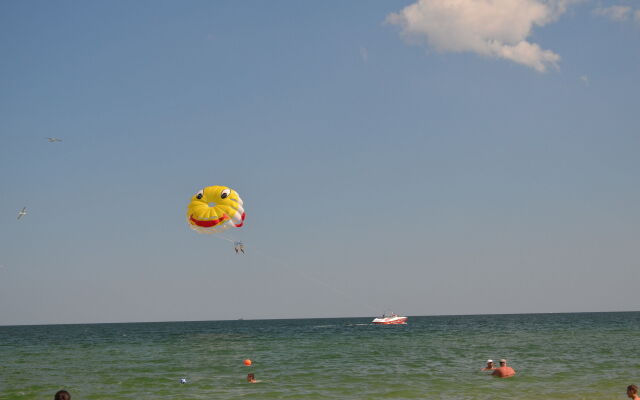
[46,137,62,142]
[17,207,27,220]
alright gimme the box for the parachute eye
[195,189,204,200]
[221,189,231,199]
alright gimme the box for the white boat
[372,313,408,325]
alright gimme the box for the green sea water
[1,312,639,399]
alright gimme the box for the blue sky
[1,0,638,325]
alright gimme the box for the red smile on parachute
[189,212,245,228]
[189,215,229,228]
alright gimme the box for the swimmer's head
[54,390,70,400]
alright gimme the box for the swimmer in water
[54,390,71,400]
[491,359,516,378]
[247,373,260,383]
[481,359,496,371]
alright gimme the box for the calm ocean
[1,312,638,399]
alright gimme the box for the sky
[1,0,638,325]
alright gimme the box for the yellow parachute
[186,186,245,234]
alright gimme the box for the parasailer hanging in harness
[234,241,245,254]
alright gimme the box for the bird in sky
[46,137,62,142]
[17,207,27,220]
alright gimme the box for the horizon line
[2,309,638,328]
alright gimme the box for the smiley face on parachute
[186,186,245,234]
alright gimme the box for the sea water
[1,312,639,399]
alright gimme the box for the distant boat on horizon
[372,313,407,325]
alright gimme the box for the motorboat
[372,313,407,325]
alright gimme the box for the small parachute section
[186,186,245,234]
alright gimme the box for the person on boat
[481,359,496,371]
[627,385,640,399]
[491,359,516,378]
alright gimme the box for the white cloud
[386,0,578,72]
[580,75,589,86]
[360,46,369,63]
[593,5,632,21]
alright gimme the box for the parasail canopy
[186,186,245,234]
